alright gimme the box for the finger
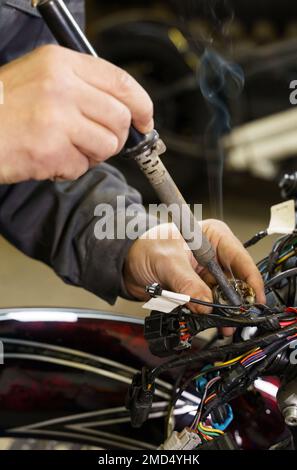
[70,114,119,162]
[160,256,213,314]
[73,54,154,133]
[197,266,217,288]
[245,270,266,304]
[203,221,266,304]
[201,255,265,305]
[54,145,90,180]
[77,82,132,153]
[222,327,236,337]
[227,249,266,304]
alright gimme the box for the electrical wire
[200,336,297,423]
[166,346,271,439]
[189,297,246,310]
[265,268,297,289]
[149,323,297,382]
[191,375,221,430]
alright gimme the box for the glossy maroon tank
[0,308,287,449]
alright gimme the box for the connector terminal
[145,283,163,297]
[144,308,197,357]
[158,428,201,450]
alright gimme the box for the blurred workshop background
[0,0,297,316]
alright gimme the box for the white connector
[158,428,201,450]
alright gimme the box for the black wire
[165,366,186,437]
[249,337,297,381]
[268,235,297,277]
[149,324,297,381]
[267,236,289,276]
[244,230,268,248]
[201,336,297,421]
[165,332,221,437]
[200,310,292,327]
[265,268,297,289]
[170,364,226,417]
[189,297,244,310]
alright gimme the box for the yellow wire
[199,423,224,435]
[215,347,259,367]
[277,250,295,265]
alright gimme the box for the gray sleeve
[0,165,157,304]
[0,0,85,63]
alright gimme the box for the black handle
[37,0,152,157]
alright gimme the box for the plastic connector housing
[199,432,238,450]
[222,363,247,393]
[144,308,198,357]
[158,428,201,450]
[126,368,154,428]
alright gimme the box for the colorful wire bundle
[241,348,266,367]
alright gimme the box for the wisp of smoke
[173,0,245,219]
[199,49,244,135]
[199,49,244,219]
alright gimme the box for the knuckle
[37,45,64,75]
[37,48,72,96]
[107,134,119,155]
[208,219,230,232]
[38,44,62,62]
[115,68,135,95]
[100,134,119,159]
[32,134,68,165]
[73,158,89,179]
[39,71,69,97]
[180,278,196,293]
[53,155,87,181]
[116,105,132,129]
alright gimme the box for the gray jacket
[0,0,149,304]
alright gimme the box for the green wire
[197,424,221,437]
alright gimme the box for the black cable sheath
[150,324,297,381]
[201,337,297,420]
[265,268,297,289]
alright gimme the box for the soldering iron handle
[37,0,148,156]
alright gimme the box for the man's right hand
[0,45,154,183]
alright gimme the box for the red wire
[280,320,297,327]
[285,307,297,314]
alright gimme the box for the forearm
[0,164,156,303]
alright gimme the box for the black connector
[145,283,163,298]
[221,363,247,394]
[126,368,155,428]
[211,403,229,425]
[144,308,198,357]
[199,432,239,450]
[244,230,268,248]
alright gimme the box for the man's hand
[124,221,265,335]
[0,45,153,183]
